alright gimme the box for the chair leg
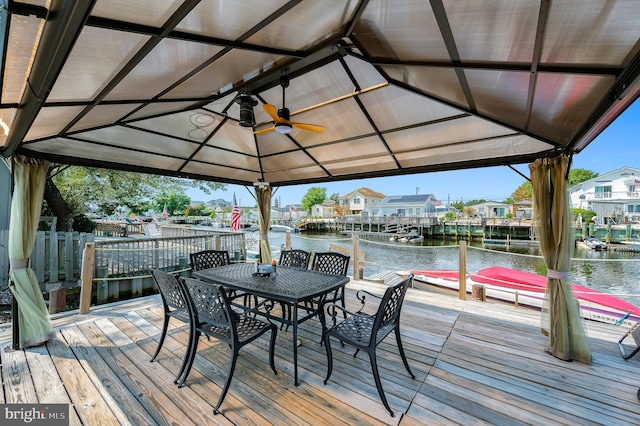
[214,346,239,414]
[177,330,201,388]
[367,350,394,417]
[395,327,415,379]
[268,325,278,375]
[175,322,196,384]
[150,313,170,362]
[323,333,334,385]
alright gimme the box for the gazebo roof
[1,0,639,186]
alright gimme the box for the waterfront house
[569,166,640,224]
[274,204,305,221]
[312,199,337,218]
[466,201,512,219]
[366,194,441,218]
[340,188,385,215]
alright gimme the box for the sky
[187,99,640,207]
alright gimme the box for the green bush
[73,214,96,233]
[571,208,595,224]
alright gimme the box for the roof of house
[340,187,386,200]
[377,194,437,205]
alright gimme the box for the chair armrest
[356,288,382,301]
[355,288,383,311]
[324,302,358,322]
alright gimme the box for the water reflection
[265,231,640,306]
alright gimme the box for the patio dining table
[192,262,350,386]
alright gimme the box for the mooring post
[458,240,466,300]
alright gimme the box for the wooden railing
[0,230,95,289]
[79,232,246,313]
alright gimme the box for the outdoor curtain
[8,155,55,348]
[255,185,272,264]
[529,155,591,364]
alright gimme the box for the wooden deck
[1,279,639,425]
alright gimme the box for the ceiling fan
[254,75,324,135]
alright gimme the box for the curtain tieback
[547,269,568,280]
[10,259,29,269]
[259,233,267,241]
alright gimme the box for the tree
[463,207,476,218]
[450,199,465,213]
[568,168,598,187]
[301,187,327,214]
[154,192,191,216]
[44,165,225,231]
[510,181,532,202]
[464,199,486,206]
[506,168,596,206]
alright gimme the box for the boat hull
[404,266,640,327]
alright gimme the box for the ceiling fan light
[275,123,292,134]
[236,94,257,127]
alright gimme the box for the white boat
[406,235,424,244]
[579,236,607,250]
[394,230,423,243]
[400,266,640,327]
[270,224,299,232]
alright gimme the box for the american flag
[162,203,170,223]
[231,193,241,231]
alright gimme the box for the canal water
[263,231,640,307]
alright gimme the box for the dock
[2,279,639,425]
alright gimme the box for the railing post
[458,240,466,300]
[285,231,291,250]
[79,242,95,314]
[215,234,221,250]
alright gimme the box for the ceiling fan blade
[291,122,324,133]
[262,104,281,122]
[253,125,276,135]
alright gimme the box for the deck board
[2,280,640,425]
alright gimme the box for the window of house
[595,185,612,198]
[353,198,361,204]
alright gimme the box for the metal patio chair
[150,269,192,384]
[177,277,277,414]
[276,249,312,329]
[279,249,311,269]
[190,249,255,309]
[618,320,640,360]
[190,249,230,272]
[310,252,350,338]
[323,274,415,417]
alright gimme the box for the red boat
[406,266,640,327]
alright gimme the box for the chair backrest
[311,252,350,276]
[151,269,187,311]
[180,277,236,331]
[190,250,230,272]
[279,249,311,269]
[372,274,413,335]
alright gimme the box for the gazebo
[1,0,639,363]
